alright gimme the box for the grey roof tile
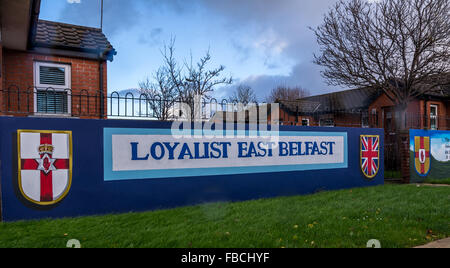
[280,87,382,114]
[33,20,116,57]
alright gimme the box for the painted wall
[0,117,384,222]
[410,129,450,183]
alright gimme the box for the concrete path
[415,238,450,248]
[416,184,450,187]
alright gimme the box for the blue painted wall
[0,117,384,221]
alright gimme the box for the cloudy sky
[40,0,346,101]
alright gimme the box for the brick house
[369,90,450,132]
[277,87,381,128]
[278,84,450,131]
[0,0,116,119]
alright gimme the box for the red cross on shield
[17,130,73,206]
[414,136,430,176]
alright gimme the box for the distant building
[0,0,116,119]
[369,87,449,132]
[277,87,380,128]
[278,84,449,131]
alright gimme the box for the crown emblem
[38,144,54,155]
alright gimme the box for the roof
[391,74,450,99]
[280,87,382,114]
[209,104,272,124]
[423,76,450,98]
[278,100,322,114]
[425,88,450,98]
[32,20,116,61]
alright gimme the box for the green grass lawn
[424,178,450,185]
[0,184,449,248]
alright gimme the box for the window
[372,109,378,127]
[301,119,310,126]
[362,112,369,128]
[430,105,438,130]
[319,118,335,127]
[36,91,69,114]
[34,62,71,114]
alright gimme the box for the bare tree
[267,86,310,103]
[159,38,187,102]
[184,50,233,103]
[229,84,258,105]
[138,67,177,121]
[312,0,450,129]
[139,38,233,120]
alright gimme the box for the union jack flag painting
[360,135,380,179]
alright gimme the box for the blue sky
[39,0,345,101]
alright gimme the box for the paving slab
[415,238,450,248]
[416,184,450,187]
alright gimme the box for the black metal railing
[1,86,449,131]
[0,86,104,118]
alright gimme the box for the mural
[360,135,380,180]
[104,128,348,181]
[17,130,73,207]
[410,129,450,183]
[0,117,384,221]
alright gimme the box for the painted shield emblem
[414,136,430,177]
[360,135,380,179]
[17,130,73,206]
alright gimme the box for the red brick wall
[278,108,363,127]
[398,131,411,183]
[334,113,362,128]
[276,109,317,126]
[1,49,107,119]
[279,108,299,125]
[369,94,426,129]
[369,94,393,128]
[446,100,450,117]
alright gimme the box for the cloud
[230,39,252,63]
[431,138,450,162]
[58,0,139,36]
[138,28,164,46]
[197,0,336,56]
[194,0,342,96]
[216,61,331,101]
[56,0,343,97]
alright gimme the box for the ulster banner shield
[414,136,431,177]
[360,135,380,179]
[17,130,73,206]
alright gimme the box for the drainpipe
[423,98,428,130]
[99,52,106,119]
[27,0,41,50]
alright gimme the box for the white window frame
[362,113,369,128]
[319,118,335,127]
[430,104,438,130]
[33,61,72,115]
[301,118,310,126]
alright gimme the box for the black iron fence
[0,87,105,118]
[0,87,260,120]
[1,87,449,130]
